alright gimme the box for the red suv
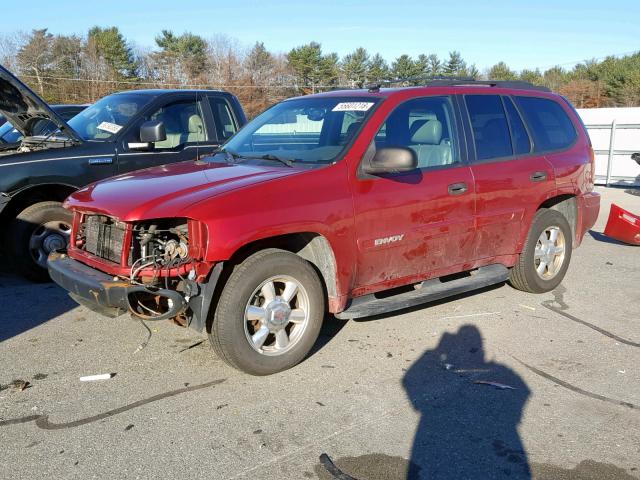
[48,80,600,375]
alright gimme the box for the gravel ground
[0,186,639,480]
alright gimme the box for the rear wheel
[209,249,325,375]
[509,208,572,293]
[7,201,73,282]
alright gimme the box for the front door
[351,96,476,293]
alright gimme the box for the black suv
[0,65,246,280]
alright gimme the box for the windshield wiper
[224,150,295,168]
[255,153,295,167]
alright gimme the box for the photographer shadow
[403,325,531,479]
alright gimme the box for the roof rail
[366,76,550,93]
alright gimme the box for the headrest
[188,114,203,133]
[411,119,442,144]
[409,119,428,138]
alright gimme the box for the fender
[0,182,79,219]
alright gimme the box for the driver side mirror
[362,147,418,174]
[632,152,640,165]
[140,120,166,143]
[128,120,167,150]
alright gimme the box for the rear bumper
[604,204,640,245]
[576,191,601,246]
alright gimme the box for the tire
[7,201,73,282]
[209,248,325,375]
[509,208,572,293]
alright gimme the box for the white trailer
[577,107,640,186]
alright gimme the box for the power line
[17,73,349,89]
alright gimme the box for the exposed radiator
[82,215,127,264]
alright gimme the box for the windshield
[219,96,379,165]
[67,93,149,141]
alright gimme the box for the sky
[1,0,638,72]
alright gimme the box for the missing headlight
[131,219,190,274]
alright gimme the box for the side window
[515,96,577,152]
[144,100,203,149]
[503,97,531,155]
[465,95,512,160]
[375,96,458,169]
[208,97,237,141]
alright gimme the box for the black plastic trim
[336,264,509,319]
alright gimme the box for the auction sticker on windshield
[97,121,123,134]
[332,102,374,112]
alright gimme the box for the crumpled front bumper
[48,251,223,331]
[47,251,186,320]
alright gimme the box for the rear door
[463,94,556,259]
[351,95,476,291]
[116,93,220,173]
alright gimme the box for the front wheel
[7,201,73,282]
[509,208,573,293]
[209,249,325,375]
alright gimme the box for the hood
[0,64,82,142]
[66,160,302,221]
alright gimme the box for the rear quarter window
[515,96,577,152]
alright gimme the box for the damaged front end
[48,213,220,331]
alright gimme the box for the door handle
[448,182,468,195]
[530,171,547,182]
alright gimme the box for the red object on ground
[604,204,640,245]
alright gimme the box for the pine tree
[287,42,339,91]
[88,26,137,78]
[155,30,208,80]
[392,54,419,80]
[519,68,542,84]
[443,51,466,76]
[367,53,389,82]
[341,47,370,87]
[487,61,518,80]
[426,54,442,76]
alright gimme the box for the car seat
[410,120,452,167]
[186,114,204,143]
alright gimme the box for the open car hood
[0,64,82,142]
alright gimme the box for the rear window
[515,96,577,152]
[208,97,237,141]
[465,95,512,160]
